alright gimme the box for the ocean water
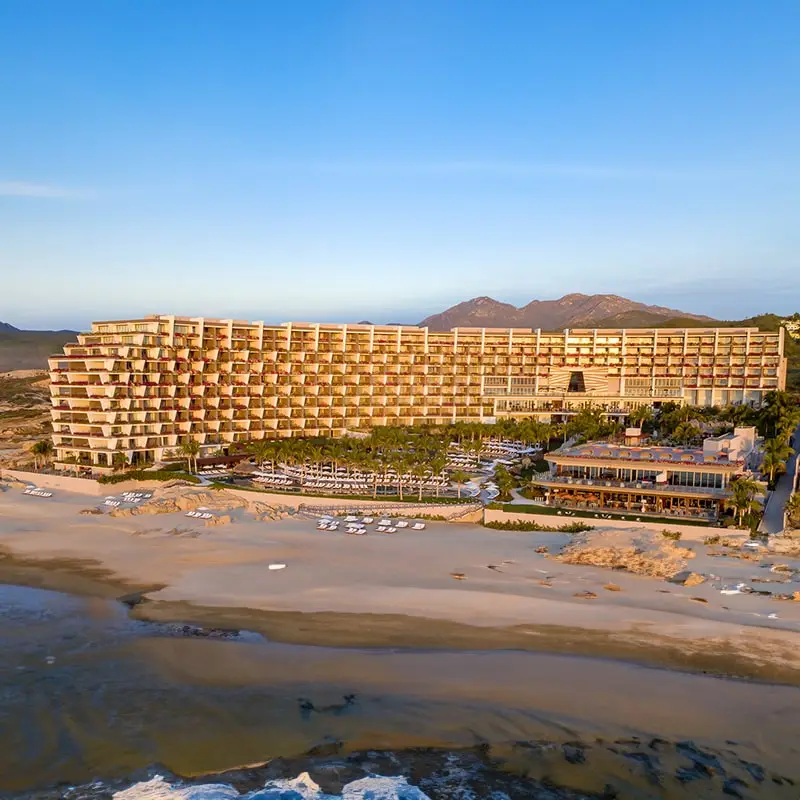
[2,582,800,799]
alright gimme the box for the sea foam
[113,772,432,800]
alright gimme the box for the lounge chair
[345,515,358,522]
[379,518,391,526]
[411,522,426,530]
[396,521,409,528]
[201,513,213,519]
[376,526,387,532]
[361,517,374,524]
[385,526,397,533]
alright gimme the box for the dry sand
[2,480,800,682]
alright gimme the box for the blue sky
[1,0,799,329]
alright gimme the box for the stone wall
[222,487,480,520]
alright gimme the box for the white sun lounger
[201,513,213,519]
[396,521,409,528]
[379,519,391,526]
[361,517,374,524]
[376,526,387,532]
[385,526,397,533]
[411,522,426,530]
[345,515,358,522]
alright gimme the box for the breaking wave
[114,773,430,800]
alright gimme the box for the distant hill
[0,323,77,372]
[419,294,714,331]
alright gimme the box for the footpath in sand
[2,479,800,680]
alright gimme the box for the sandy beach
[2,480,800,683]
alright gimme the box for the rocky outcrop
[204,513,232,527]
[106,486,296,523]
[682,573,706,587]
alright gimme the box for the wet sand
[3,581,800,798]
[2,482,800,683]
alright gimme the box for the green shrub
[483,520,594,533]
[661,529,682,541]
[98,469,200,485]
[559,521,595,533]
[703,534,721,545]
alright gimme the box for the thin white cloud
[0,181,91,199]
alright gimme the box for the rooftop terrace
[549,442,743,466]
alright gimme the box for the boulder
[682,573,706,587]
[205,513,232,527]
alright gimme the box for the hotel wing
[48,317,785,472]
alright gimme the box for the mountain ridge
[418,294,715,331]
[0,322,79,372]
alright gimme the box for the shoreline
[2,483,800,688]
[3,551,800,686]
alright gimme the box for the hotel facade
[48,316,786,471]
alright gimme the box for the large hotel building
[48,316,786,472]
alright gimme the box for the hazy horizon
[3,287,798,333]
[2,1,799,330]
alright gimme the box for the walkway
[759,424,800,535]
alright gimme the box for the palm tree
[761,452,787,486]
[411,461,429,501]
[179,439,200,474]
[785,493,800,529]
[364,455,382,499]
[493,464,515,501]
[390,454,410,500]
[112,451,130,471]
[759,391,797,439]
[725,477,764,528]
[761,438,793,485]
[306,444,325,478]
[430,454,447,498]
[673,421,699,445]
[249,439,272,470]
[628,406,653,429]
[764,437,794,462]
[31,439,53,470]
[323,439,344,475]
[451,469,471,500]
